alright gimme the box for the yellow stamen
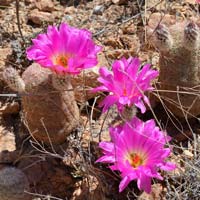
[54,55,68,68]
[123,88,127,96]
[128,153,144,168]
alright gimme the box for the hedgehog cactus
[3,63,80,144]
[149,20,200,117]
[3,23,101,144]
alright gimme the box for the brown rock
[0,102,20,115]
[104,37,120,48]
[0,47,12,71]
[17,150,75,199]
[0,126,16,152]
[0,0,13,6]
[112,0,127,5]
[138,183,165,200]
[25,0,34,3]
[35,0,54,12]
[105,34,140,59]
[71,176,103,200]
[65,6,77,14]
[28,9,54,25]
[0,167,30,200]
[24,0,35,4]
[148,13,177,29]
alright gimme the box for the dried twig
[16,0,25,43]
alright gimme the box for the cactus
[2,67,25,93]
[3,63,80,144]
[0,167,30,200]
[149,20,200,117]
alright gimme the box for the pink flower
[93,57,159,113]
[26,23,102,74]
[96,117,176,193]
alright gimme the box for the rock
[146,0,166,10]
[0,167,30,200]
[0,102,20,115]
[0,47,12,71]
[185,0,196,4]
[64,6,77,14]
[0,150,18,164]
[17,148,75,199]
[104,37,120,48]
[138,183,165,200]
[2,67,25,93]
[112,0,127,5]
[34,0,54,12]
[24,0,35,4]
[0,0,13,6]
[71,176,102,200]
[148,13,177,29]
[106,48,139,59]
[105,34,140,59]
[0,126,15,152]
[122,23,136,34]
[93,5,105,15]
[28,9,54,25]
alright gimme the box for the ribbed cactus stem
[121,105,137,121]
[52,73,72,91]
[149,20,200,117]
[2,67,25,93]
[154,24,173,52]
[0,167,30,200]
[22,63,80,144]
[183,22,200,50]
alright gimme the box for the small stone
[0,167,30,200]
[93,5,105,15]
[0,0,13,6]
[28,9,54,25]
[183,150,193,158]
[62,15,73,22]
[0,126,16,152]
[112,0,127,5]
[65,6,77,14]
[0,102,20,115]
[138,183,165,200]
[35,0,54,12]
[0,47,13,71]
[185,0,196,4]
[148,13,177,29]
[104,37,120,48]
[24,0,35,4]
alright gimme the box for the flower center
[123,88,127,96]
[54,55,68,68]
[128,153,144,168]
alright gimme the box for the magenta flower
[96,117,176,193]
[26,23,102,74]
[93,57,159,113]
